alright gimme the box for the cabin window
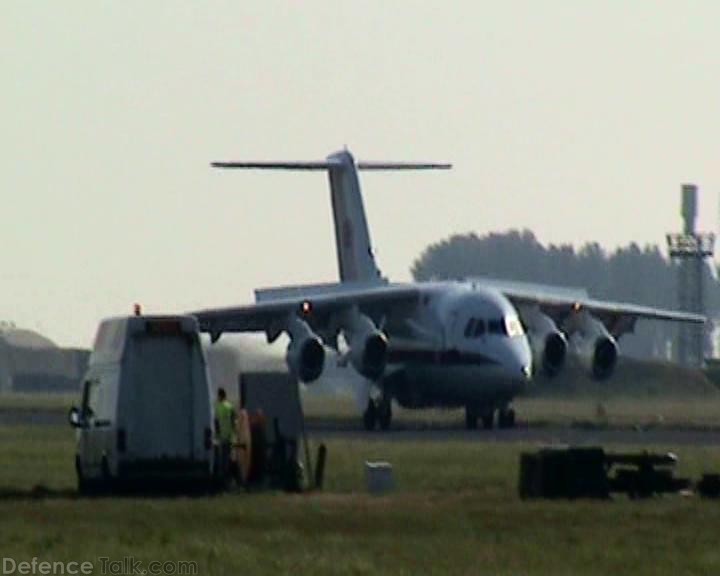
[464,318,476,338]
[473,319,486,337]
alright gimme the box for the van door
[79,378,103,475]
[127,334,194,461]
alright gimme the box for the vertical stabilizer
[326,151,382,283]
[211,149,450,285]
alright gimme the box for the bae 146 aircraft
[191,149,704,431]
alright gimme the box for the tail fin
[326,150,381,282]
[212,150,451,283]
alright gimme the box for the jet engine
[285,317,325,383]
[571,312,618,380]
[590,336,618,380]
[521,309,567,377]
[529,330,568,378]
[342,312,388,381]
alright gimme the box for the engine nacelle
[285,318,325,383]
[530,331,568,378]
[522,309,567,377]
[570,312,618,380]
[590,335,618,380]
[342,312,388,381]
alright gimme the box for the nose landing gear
[363,396,393,431]
[465,405,495,430]
[465,405,516,430]
[362,400,377,431]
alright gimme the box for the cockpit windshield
[504,315,524,338]
[464,315,524,338]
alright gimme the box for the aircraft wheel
[465,406,478,430]
[481,409,494,430]
[99,455,114,494]
[378,399,392,431]
[498,408,516,429]
[363,400,377,431]
[507,408,516,428]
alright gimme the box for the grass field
[0,393,76,411]
[3,425,720,575]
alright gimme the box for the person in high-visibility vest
[214,387,236,483]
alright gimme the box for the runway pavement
[4,407,720,447]
[307,421,720,446]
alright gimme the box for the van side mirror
[68,406,86,429]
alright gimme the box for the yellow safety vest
[216,399,236,443]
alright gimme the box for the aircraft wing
[496,283,705,337]
[191,284,421,341]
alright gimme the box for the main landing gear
[465,405,516,430]
[497,407,516,429]
[363,396,393,431]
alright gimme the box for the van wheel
[99,456,113,494]
[76,457,94,496]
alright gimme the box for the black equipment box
[519,447,690,499]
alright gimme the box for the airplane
[191,149,705,431]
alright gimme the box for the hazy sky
[3,2,720,347]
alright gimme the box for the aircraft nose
[508,342,533,382]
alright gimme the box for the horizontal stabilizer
[212,159,451,171]
[357,162,451,170]
[211,148,451,284]
[211,161,342,170]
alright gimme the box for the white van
[69,315,214,492]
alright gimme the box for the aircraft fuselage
[380,281,532,411]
